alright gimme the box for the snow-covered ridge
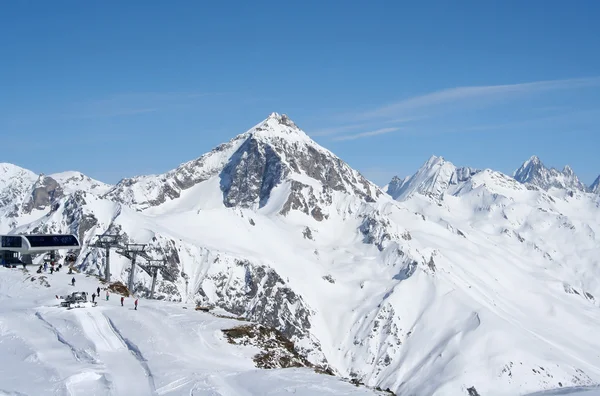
[386,154,599,202]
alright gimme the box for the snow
[385,155,479,201]
[2,114,600,396]
[514,155,588,192]
[0,268,379,396]
[527,387,600,395]
[49,171,112,195]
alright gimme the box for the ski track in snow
[75,308,154,396]
[0,268,379,396]
[34,311,96,364]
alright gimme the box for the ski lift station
[0,234,81,266]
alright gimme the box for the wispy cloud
[313,76,600,142]
[310,123,372,137]
[62,91,221,119]
[332,127,401,141]
[355,76,600,120]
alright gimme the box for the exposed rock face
[222,324,313,369]
[220,138,285,208]
[198,257,313,342]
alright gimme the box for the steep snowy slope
[591,176,600,194]
[0,267,382,396]
[2,114,600,396]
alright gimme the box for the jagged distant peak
[563,164,575,176]
[527,154,542,165]
[424,154,446,167]
[386,155,481,201]
[514,155,587,192]
[591,175,600,194]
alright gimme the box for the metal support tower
[91,234,121,283]
[116,244,149,294]
[139,259,168,299]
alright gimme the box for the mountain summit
[384,155,479,201]
[513,155,588,192]
[104,113,382,213]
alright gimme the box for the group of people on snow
[37,261,63,274]
[89,285,138,309]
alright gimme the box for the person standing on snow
[134,299,138,310]
[97,286,100,296]
[91,293,96,303]
[71,277,75,286]
[120,296,124,306]
[106,290,110,301]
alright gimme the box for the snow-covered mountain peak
[425,154,446,167]
[514,155,587,192]
[563,164,575,176]
[104,114,382,213]
[385,155,479,201]
[49,171,112,195]
[244,112,312,145]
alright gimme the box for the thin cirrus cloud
[354,76,600,121]
[331,127,401,141]
[322,76,600,141]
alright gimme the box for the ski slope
[0,267,380,396]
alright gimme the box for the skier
[97,286,100,296]
[50,266,54,274]
[43,262,48,272]
[91,293,96,303]
[106,290,110,301]
[71,277,75,286]
[134,299,138,310]
[120,296,124,306]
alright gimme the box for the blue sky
[1,1,599,185]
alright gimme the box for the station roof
[0,234,81,253]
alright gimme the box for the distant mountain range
[384,154,599,202]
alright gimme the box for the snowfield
[1,113,599,396]
[0,268,381,396]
